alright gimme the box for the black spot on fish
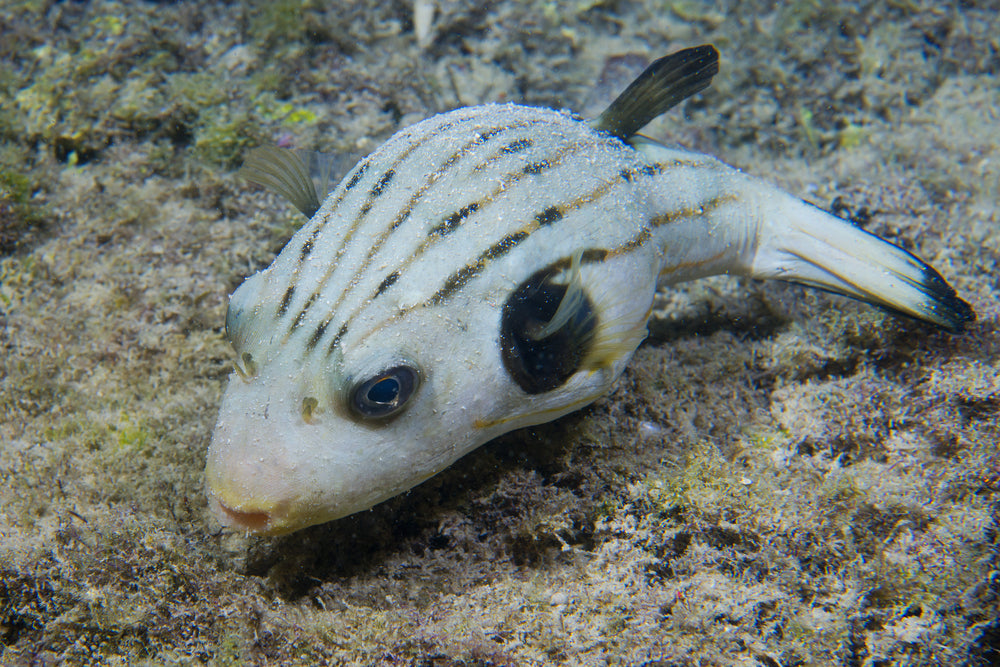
[430,202,480,236]
[370,169,395,198]
[374,271,400,298]
[278,285,295,317]
[534,206,563,226]
[500,260,597,394]
[346,162,369,190]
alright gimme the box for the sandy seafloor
[1,0,999,664]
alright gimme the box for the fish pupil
[368,377,400,404]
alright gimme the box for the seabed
[1,1,998,664]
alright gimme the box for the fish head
[205,254,637,535]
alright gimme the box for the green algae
[0,171,45,254]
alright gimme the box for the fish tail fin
[753,195,975,333]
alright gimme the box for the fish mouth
[209,495,275,534]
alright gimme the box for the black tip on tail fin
[592,44,719,141]
[240,145,322,218]
[919,265,975,333]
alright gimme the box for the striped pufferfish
[207,46,974,535]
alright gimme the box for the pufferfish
[207,45,974,535]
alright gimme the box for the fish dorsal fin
[592,44,719,141]
[239,145,322,218]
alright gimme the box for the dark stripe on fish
[292,293,317,331]
[327,322,349,355]
[617,227,652,254]
[345,162,369,190]
[472,123,546,172]
[374,271,400,297]
[482,231,530,260]
[401,150,664,313]
[303,120,548,348]
[386,122,540,237]
[501,138,533,154]
[648,194,734,228]
[523,161,548,175]
[535,206,563,226]
[582,248,610,263]
[280,111,537,352]
[304,120,628,353]
[278,285,295,317]
[300,236,315,261]
[620,164,661,182]
[307,319,329,350]
[370,169,395,198]
[300,226,322,262]
[430,231,530,304]
[430,203,480,237]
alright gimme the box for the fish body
[207,47,973,535]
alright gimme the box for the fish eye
[350,365,420,419]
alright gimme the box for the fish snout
[204,410,306,534]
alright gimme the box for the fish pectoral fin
[240,145,322,218]
[526,250,588,341]
[591,44,719,141]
